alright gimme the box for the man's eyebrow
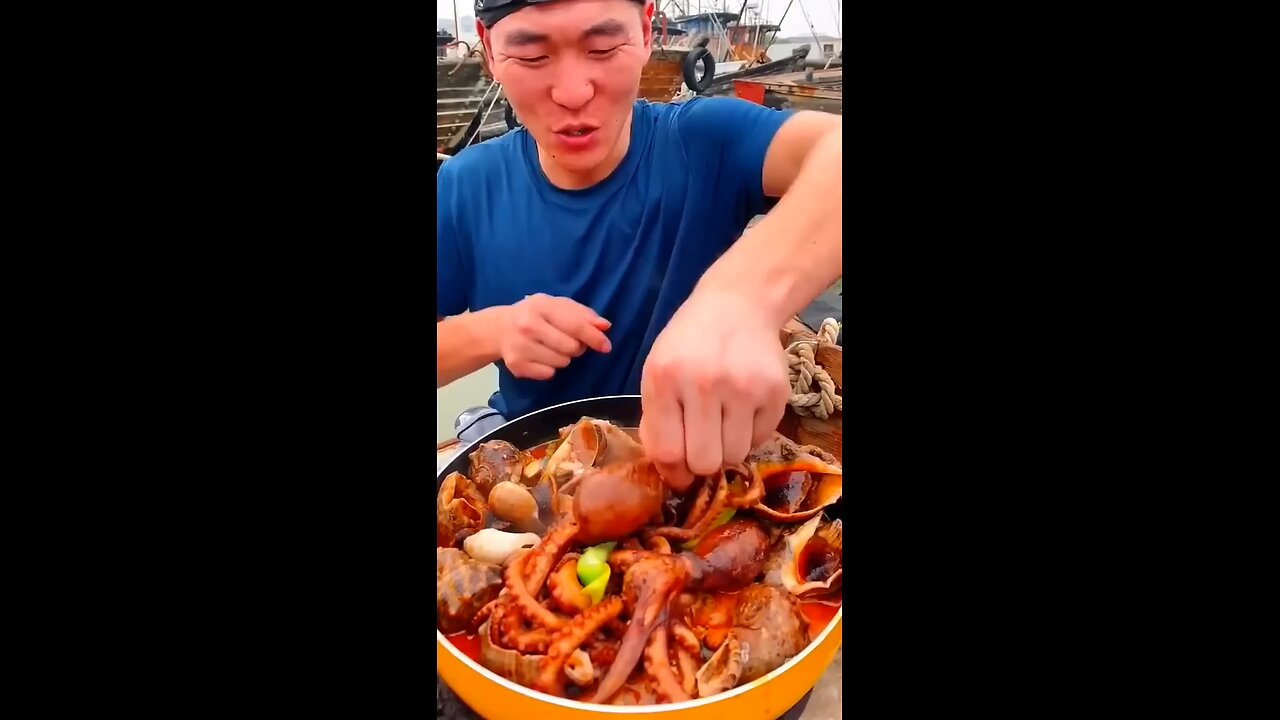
[505,29,549,47]
[582,19,627,40]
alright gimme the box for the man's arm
[702,111,842,326]
[640,109,842,487]
[437,310,506,388]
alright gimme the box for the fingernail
[601,338,612,352]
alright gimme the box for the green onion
[577,541,616,587]
[582,566,611,605]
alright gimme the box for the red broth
[799,601,840,640]
[445,632,482,663]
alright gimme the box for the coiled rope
[785,317,842,419]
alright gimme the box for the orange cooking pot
[437,395,843,719]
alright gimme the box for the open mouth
[555,125,597,137]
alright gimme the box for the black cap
[476,0,643,29]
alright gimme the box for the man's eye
[588,46,622,57]
[516,56,549,64]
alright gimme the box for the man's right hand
[498,294,612,380]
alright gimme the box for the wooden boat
[436,51,510,156]
[730,66,843,115]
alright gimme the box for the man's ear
[641,1,655,50]
[478,20,499,81]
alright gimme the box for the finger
[544,300,612,354]
[520,339,575,369]
[509,360,556,381]
[720,395,754,467]
[527,319,585,357]
[681,380,723,477]
[751,392,788,449]
[640,366,692,492]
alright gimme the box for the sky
[437,0,840,39]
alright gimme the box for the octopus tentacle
[648,472,730,541]
[643,614,690,702]
[548,554,591,613]
[727,463,763,508]
[682,477,712,529]
[591,555,687,704]
[521,520,579,592]
[492,598,520,648]
[585,637,619,666]
[470,597,500,634]
[491,597,551,653]
[534,596,624,697]
[670,620,700,655]
[645,535,673,554]
[676,644,698,697]
[607,549,654,575]
[669,619,701,696]
[507,549,570,629]
[510,627,552,654]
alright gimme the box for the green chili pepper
[577,541,616,587]
[681,509,737,550]
[582,566,611,605]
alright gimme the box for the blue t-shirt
[437,97,791,420]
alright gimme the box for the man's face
[482,0,653,176]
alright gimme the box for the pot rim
[436,394,844,712]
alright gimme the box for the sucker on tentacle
[521,521,579,591]
[643,610,690,702]
[670,620,700,655]
[470,597,500,634]
[676,645,698,697]
[534,596,624,697]
[507,549,570,629]
[492,597,552,653]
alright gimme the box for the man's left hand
[639,289,791,492]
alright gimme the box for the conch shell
[543,419,605,484]
[437,548,503,634]
[437,471,486,547]
[477,620,593,688]
[695,584,811,697]
[747,435,843,523]
[762,514,842,603]
[469,440,532,495]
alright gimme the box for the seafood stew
[436,415,844,707]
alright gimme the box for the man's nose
[549,74,595,110]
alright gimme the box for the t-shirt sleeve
[436,162,470,318]
[675,96,793,217]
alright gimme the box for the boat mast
[452,0,461,44]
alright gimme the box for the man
[436,0,841,490]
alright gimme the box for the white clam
[462,528,540,567]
